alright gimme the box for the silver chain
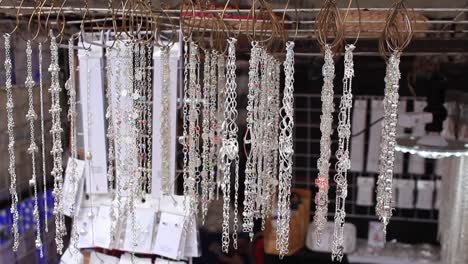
[243,41,260,239]
[201,50,212,223]
[313,44,335,244]
[26,40,43,256]
[4,33,20,252]
[277,41,295,258]
[49,32,66,254]
[331,44,355,262]
[38,42,49,233]
[208,51,218,204]
[146,44,153,194]
[376,51,401,234]
[221,38,239,253]
[105,45,116,191]
[160,46,171,195]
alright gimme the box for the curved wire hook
[8,0,24,35]
[343,0,361,46]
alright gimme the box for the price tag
[89,251,119,264]
[122,207,156,253]
[153,212,185,260]
[62,158,86,217]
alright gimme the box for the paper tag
[153,212,185,260]
[60,247,84,264]
[93,206,112,249]
[119,253,152,264]
[89,251,119,264]
[76,207,99,248]
[122,207,156,253]
[62,158,86,216]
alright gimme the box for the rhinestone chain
[201,50,212,223]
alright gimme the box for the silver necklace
[26,40,43,257]
[65,39,80,252]
[145,44,153,194]
[376,51,401,234]
[105,45,116,191]
[49,32,66,254]
[314,44,335,243]
[216,53,226,201]
[332,44,356,262]
[277,41,295,258]
[221,38,239,253]
[243,41,260,239]
[38,43,49,233]
[208,51,218,204]
[38,42,49,233]
[201,50,212,222]
[160,46,171,195]
[3,33,20,252]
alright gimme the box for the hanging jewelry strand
[313,44,335,243]
[277,41,295,258]
[221,38,239,253]
[38,42,49,233]
[65,38,80,251]
[376,51,401,234]
[331,44,356,261]
[243,41,260,240]
[25,40,43,256]
[49,32,66,254]
[4,33,20,252]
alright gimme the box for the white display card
[160,195,187,216]
[350,100,367,172]
[366,100,384,172]
[93,206,113,249]
[76,207,99,248]
[395,179,415,209]
[153,212,186,260]
[183,217,200,258]
[78,40,108,194]
[119,253,152,264]
[89,251,119,264]
[122,207,156,253]
[60,247,84,264]
[416,180,435,210]
[356,177,375,206]
[434,180,442,209]
[409,100,428,174]
[62,158,86,216]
